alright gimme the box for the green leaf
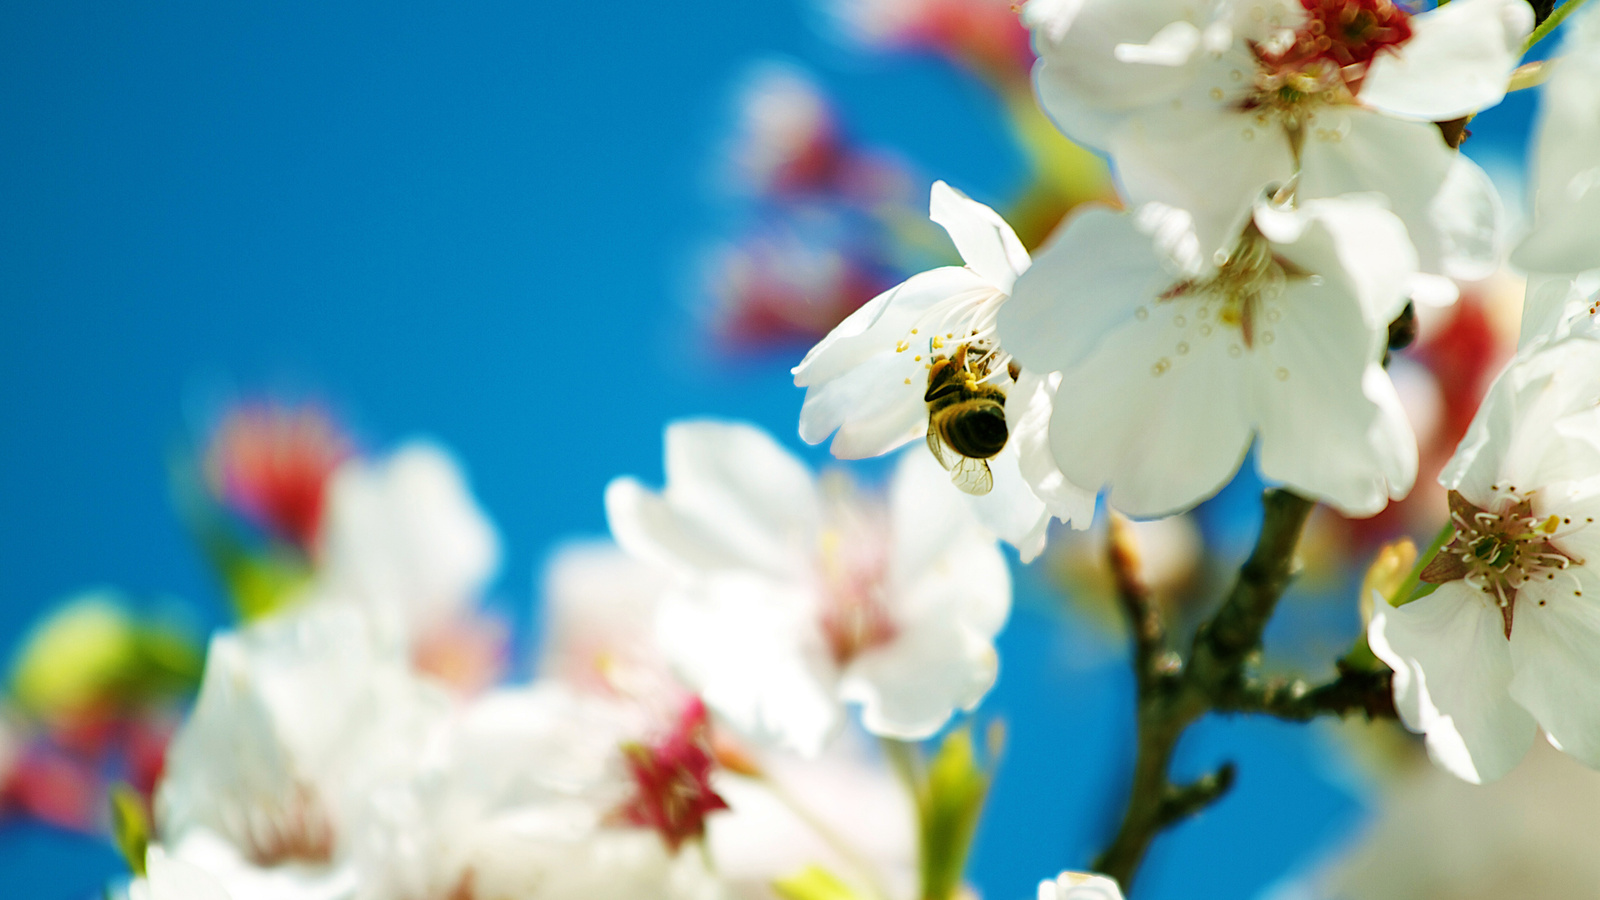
[110,784,150,877]
[916,728,995,900]
[772,865,867,900]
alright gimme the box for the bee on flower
[794,181,1095,560]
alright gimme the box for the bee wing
[926,429,958,471]
[950,456,994,496]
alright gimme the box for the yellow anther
[896,340,910,353]
[1544,514,1562,534]
[931,335,945,350]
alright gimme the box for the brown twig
[1218,666,1398,722]
[1093,489,1316,892]
[1107,512,1168,690]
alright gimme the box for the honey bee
[924,344,1008,496]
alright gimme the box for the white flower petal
[1007,369,1099,537]
[607,421,822,580]
[1518,274,1586,347]
[664,420,822,559]
[1109,98,1294,261]
[929,181,1030,293]
[1039,870,1125,900]
[1369,584,1537,783]
[140,847,233,900]
[1027,0,1209,149]
[1254,281,1416,515]
[1508,567,1600,769]
[1049,314,1255,519]
[887,449,997,586]
[162,830,357,900]
[1443,334,1600,503]
[794,267,989,387]
[1262,195,1419,329]
[847,468,1009,739]
[1114,20,1202,66]
[606,477,760,574]
[318,443,500,638]
[1430,153,1506,282]
[962,441,1052,563]
[840,619,998,740]
[795,267,994,458]
[1512,8,1600,275]
[1299,107,1499,279]
[1361,0,1532,121]
[657,575,841,756]
[999,206,1177,376]
[798,349,935,459]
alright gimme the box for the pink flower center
[235,782,336,865]
[1254,0,1414,99]
[1421,488,1592,638]
[205,402,352,550]
[815,507,897,666]
[612,698,730,853]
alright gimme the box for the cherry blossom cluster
[18,1,1600,898]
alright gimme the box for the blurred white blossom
[607,420,1009,754]
[155,606,447,896]
[347,684,727,900]
[316,442,501,648]
[130,847,233,900]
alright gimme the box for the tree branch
[1190,490,1316,680]
[1107,512,1168,691]
[1160,763,1236,826]
[1093,489,1316,893]
[1218,666,1398,722]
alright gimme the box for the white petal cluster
[1371,333,1600,783]
[793,0,1536,529]
[345,685,722,900]
[155,605,447,900]
[607,419,1010,755]
[1000,195,1418,517]
[315,442,501,648]
[1027,0,1526,277]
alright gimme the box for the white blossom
[1038,870,1124,900]
[130,847,233,900]
[794,180,1095,560]
[346,684,727,900]
[534,543,917,900]
[1025,0,1529,279]
[315,442,501,648]
[606,420,1010,755]
[536,541,686,708]
[998,194,1418,518]
[156,606,448,887]
[1370,332,1600,783]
